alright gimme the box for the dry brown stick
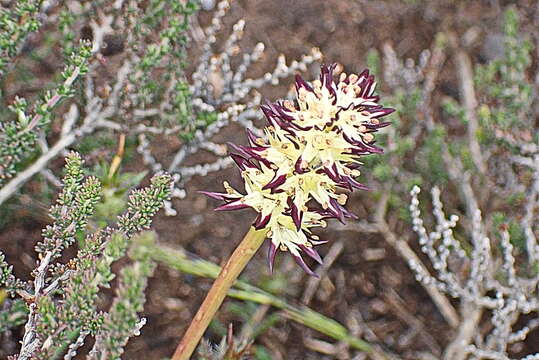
[425,65,487,360]
[376,219,459,330]
[331,198,460,329]
[375,192,460,329]
[450,33,487,175]
[383,288,441,356]
[442,302,483,360]
[303,337,341,356]
[417,110,487,360]
[420,32,448,131]
[348,309,402,360]
[301,241,344,305]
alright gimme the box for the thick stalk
[171,227,267,360]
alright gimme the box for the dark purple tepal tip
[214,200,250,211]
[198,191,233,201]
[230,153,251,171]
[295,74,314,93]
[262,174,287,191]
[293,253,318,278]
[253,212,271,230]
[294,157,308,174]
[320,64,337,95]
[246,128,262,146]
[370,107,395,118]
[299,244,323,264]
[291,203,303,231]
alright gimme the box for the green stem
[171,227,267,360]
[152,240,380,357]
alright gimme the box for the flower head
[202,64,393,275]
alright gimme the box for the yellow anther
[363,133,374,142]
[283,100,295,110]
[223,181,234,193]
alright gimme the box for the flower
[202,64,393,275]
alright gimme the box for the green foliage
[75,133,117,155]
[442,97,466,125]
[131,0,198,108]
[475,7,533,132]
[419,125,448,184]
[0,42,92,187]
[253,346,272,360]
[36,152,102,258]
[492,212,526,252]
[126,0,218,142]
[0,0,41,76]
[117,173,172,236]
[0,152,171,359]
[366,48,381,78]
[0,0,207,210]
[372,162,393,182]
[0,253,25,296]
[89,232,157,359]
[391,88,421,122]
[0,298,27,333]
[152,244,374,353]
[92,161,148,225]
[34,155,170,358]
[58,9,77,58]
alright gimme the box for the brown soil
[2,1,539,359]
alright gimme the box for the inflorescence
[203,64,394,275]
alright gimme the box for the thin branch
[301,241,344,305]
[451,35,487,175]
[375,192,460,329]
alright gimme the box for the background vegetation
[0,0,538,359]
